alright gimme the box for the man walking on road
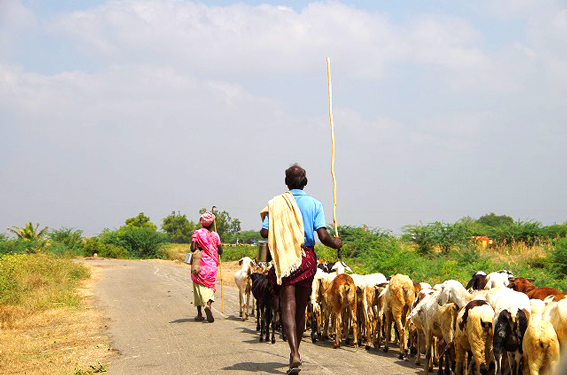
[260,164,342,374]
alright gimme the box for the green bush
[221,245,257,261]
[487,221,543,246]
[48,227,84,250]
[99,227,168,258]
[0,239,44,255]
[99,243,130,259]
[45,241,83,258]
[551,238,567,276]
[83,237,130,259]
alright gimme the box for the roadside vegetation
[1,211,566,372]
[2,213,567,289]
[155,213,567,291]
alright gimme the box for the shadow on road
[221,361,286,374]
[226,314,246,321]
[169,318,204,324]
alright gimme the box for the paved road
[86,258,422,375]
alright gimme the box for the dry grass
[158,243,189,262]
[477,242,550,265]
[219,261,240,289]
[0,259,112,375]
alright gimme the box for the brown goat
[325,273,358,349]
[508,277,567,301]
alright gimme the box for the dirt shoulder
[0,260,113,375]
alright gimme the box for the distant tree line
[2,212,565,263]
[1,209,262,259]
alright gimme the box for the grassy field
[0,254,111,375]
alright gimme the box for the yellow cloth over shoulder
[260,192,305,285]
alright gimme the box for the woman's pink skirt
[269,247,317,289]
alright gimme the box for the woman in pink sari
[191,211,223,322]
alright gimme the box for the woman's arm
[217,244,223,255]
[191,241,197,252]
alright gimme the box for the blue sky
[1,0,566,235]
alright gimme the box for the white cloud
[1,1,567,233]
[0,0,37,57]
[53,1,498,82]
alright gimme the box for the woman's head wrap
[199,211,215,227]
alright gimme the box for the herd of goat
[233,257,566,375]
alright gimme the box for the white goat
[523,299,560,375]
[543,297,567,351]
[331,260,353,275]
[234,257,255,321]
[483,270,515,289]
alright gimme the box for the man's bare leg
[280,285,301,367]
[294,286,311,352]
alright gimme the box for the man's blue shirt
[262,189,326,247]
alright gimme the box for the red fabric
[269,247,316,289]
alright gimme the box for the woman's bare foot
[204,307,214,323]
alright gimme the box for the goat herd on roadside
[233,257,567,375]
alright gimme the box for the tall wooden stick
[327,57,338,238]
[213,215,224,314]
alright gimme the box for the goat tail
[480,318,492,333]
[538,337,552,351]
[338,282,352,306]
[402,286,413,305]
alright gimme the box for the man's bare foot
[287,356,301,375]
[289,354,301,368]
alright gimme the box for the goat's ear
[238,259,243,266]
[527,278,535,282]
[508,277,516,282]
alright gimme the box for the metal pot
[257,241,269,263]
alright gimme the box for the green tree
[8,222,49,241]
[199,208,241,242]
[49,227,84,250]
[477,213,514,227]
[124,212,157,231]
[161,211,196,243]
[7,222,49,253]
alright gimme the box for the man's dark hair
[285,163,308,189]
